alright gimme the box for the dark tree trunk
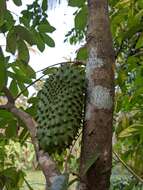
[78,0,115,190]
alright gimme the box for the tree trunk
[79,0,115,190]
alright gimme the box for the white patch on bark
[91,85,113,109]
[86,48,104,79]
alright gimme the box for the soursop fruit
[36,64,85,154]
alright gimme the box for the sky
[6,0,78,72]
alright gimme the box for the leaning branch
[0,88,60,189]
[113,151,143,184]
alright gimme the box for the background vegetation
[0,0,143,189]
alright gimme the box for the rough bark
[79,0,115,190]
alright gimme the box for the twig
[36,60,85,73]
[15,74,46,100]
[15,60,85,100]
[113,151,143,184]
[64,130,82,172]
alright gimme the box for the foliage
[0,0,55,189]
[0,0,143,189]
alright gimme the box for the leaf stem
[113,151,143,184]
[15,60,84,100]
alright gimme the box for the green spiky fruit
[36,64,85,154]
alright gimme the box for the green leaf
[16,62,36,79]
[118,126,139,138]
[17,40,30,63]
[27,97,38,104]
[3,167,18,182]
[19,63,36,78]
[0,0,6,26]
[6,30,17,54]
[15,25,35,45]
[43,67,58,75]
[42,0,48,11]
[19,127,29,145]
[42,34,55,47]
[0,110,13,120]
[136,34,143,49]
[5,119,17,138]
[9,80,19,97]
[82,151,100,175]
[76,46,88,61]
[33,31,45,52]
[18,81,29,97]
[26,106,37,117]
[0,51,7,91]
[68,0,85,7]
[38,21,56,33]
[12,0,22,6]
[138,0,143,8]
[75,5,87,31]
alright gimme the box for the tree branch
[113,151,143,184]
[36,60,85,73]
[15,74,46,100]
[0,101,60,188]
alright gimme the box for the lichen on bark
[90,85,113,109]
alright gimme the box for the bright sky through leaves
[1,0,78,72]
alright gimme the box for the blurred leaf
[18,82,29,97]
[17,40,30,63]
[75,5,87,31]
[136,34,143,49]
[6,30,17,54]
[0,52,7,91]
[12,0,22,6]
[118,126,139,138]
[19,127,29,145]
[15,25,35,45]
[16,63,36,79]
[5,119,18,138]
[9,80,19,97]
[27,97,38,104]
[33,31,45,52]
[76,46,88,61]
[68,0,85,7]
[0,110,13,119]
[38,21,56,33]
[42,33,55,47]
[0,0,6,26]
[42,0,48,11]
[43,67,58,75]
